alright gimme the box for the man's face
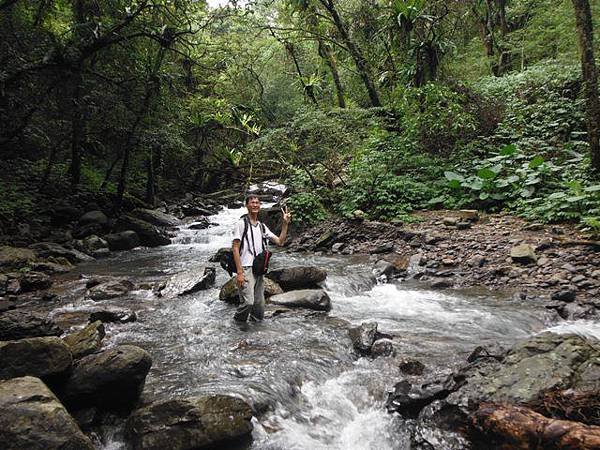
[246,197,261,214]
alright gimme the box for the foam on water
[541,320,600,340]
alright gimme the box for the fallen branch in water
[472,403,600,450]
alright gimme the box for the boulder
[209,247,231,263]
[125,395,253,450]
[86,279,135,301]
[314,231,336,249]
[0,246,36,269]
[370,242,394,254]
[19,271,52,292]
[115,215,171,247]
[59,345,152,411]
[0,376,94,450]
[78,210,109,227]
[219,277,283,304]
[268,289,331,311]
[72,223,105,240]
[50,205,84,225]
[445,333,600,415]
[373,260,396,279]
[386,379,450,418]
[371,338,395,357]
[29,242,93,263]
[74,235,109,257]
[62,321,105,359]
[104,230,141,251]
[156,267,216,297]
[0,337,72,380]
[89,308,137,324]
[348,322,378,354]
[188,218,210,230]
[266,266,327,290]
[510,244,537,264]
[130,208,181,227]
[0,310,62,340]
[30,260,73,274]
[458,209,479,222]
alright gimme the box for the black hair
[245,194,260,205]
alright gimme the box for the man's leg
[234,268,255,322]
[250,274,265,321]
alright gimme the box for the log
[472,403,600,450]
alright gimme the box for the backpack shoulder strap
[239,217,249,252]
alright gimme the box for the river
[49,205,563,449]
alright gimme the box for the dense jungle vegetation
[1,0,599,233]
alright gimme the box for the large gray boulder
[104,230,141,251]
[156,267,216,297]
[0,310,62,340]
[86,279,135,301]
[125,395,253,450]
[266,266,327,290]
[446,332,600,409]
[268,289,331,311]
[130,208,181,227]
[62,321,105,359]
[59,345,152,411]
[78,210,109,227]
[510,244,537,264]
[219,277,283,304]
[0,246,36,269]
[115,215,171,247]
[29,242,93,263]
[0,337,72,380]
[348,322,378,354]
[0,376,94,450]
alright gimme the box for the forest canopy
[1,0,599,232]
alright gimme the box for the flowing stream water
[49,206,585,449]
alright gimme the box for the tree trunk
[285,41,319,106]
[472,403,600,449]
[321,0,381,107]
[572,0,600,173]
[145,147,155,206]
[69,69,84,188]
[100,152,121,190]
[318,40,346,108]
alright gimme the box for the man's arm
[233,240,244,287]
[270,206,292,247]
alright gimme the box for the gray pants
[234,267,265,322]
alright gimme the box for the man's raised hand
[282,206,292,224]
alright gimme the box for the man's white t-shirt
[233,218,277,267]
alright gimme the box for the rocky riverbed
[1,190,600,450]
[288,210,600,319]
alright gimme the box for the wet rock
[386,380,450,418]
[89,308,137,324]
[29,242,93,263]
[370,242,394,254]
[458,210,479,222]
[467,255,486,268]
[74,235,109,257]
[87,279,135,301]
[62,321,105,359]
[0,246,36,269]
[219,277,283,304]
[551,288,576,302]
[430,278,454,289]
[331,242,345,253]
[209,247,231,263]
[456,222,471,230]
[30,260,73,274]
[314,231,337,249]
[104,230,141,251]
[445,333,600,411]
[560,302,597,320]
[399,359,426,376]
[268,289,331,311]
[266,266,327,290]
[0,337,72,380]
[125,395,253,450]
[78,210,109,228]
[371,338,395,357]
[188,218,210,230]
[510,244,537,264]
[19,271,52,292]
[115,215,171,247]
[130,208,181,227]
[59,345,152,411]
[373,260,396,279]
[348,322,378,354]
[0,376,94,450]
[0,310,62,340]
[72,223,105,240]
[156,267,216,297]
[0,299,16,313]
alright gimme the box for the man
[232,194,291,323]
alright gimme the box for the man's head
[245,194,261,215]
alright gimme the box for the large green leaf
[499,144,517,156]
[477,168,497,180]
[529,155,545,169]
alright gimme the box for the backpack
[222,217,271,276]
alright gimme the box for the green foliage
[286,192,327,227]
